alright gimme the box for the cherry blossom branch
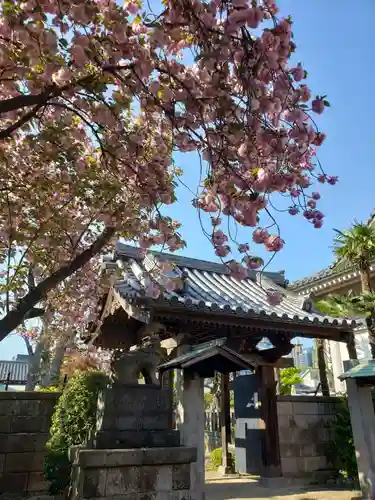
[0,225,116,341]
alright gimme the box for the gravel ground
[204,472,361,500]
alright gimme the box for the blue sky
[166,0,375,282]
[1,0,374,359]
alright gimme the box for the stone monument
[69,336,197,500]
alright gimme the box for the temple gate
[84,242,358,500]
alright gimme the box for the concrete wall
[330,326,371,394]
[0,391,59,495]
[277,395,338,477]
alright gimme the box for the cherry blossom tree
[0,0,335,341]
[14,264,106,389]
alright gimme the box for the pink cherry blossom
[238,243,249,253]
[307,199,316,209]
[266,290,283,306]
[126,2,139,15]
[253,228,269,244]
[312,132,326,146]
[288,206,299,216]
[164,279,176,292]
[264,235,284,252]
[52,68,72,86]
[145,279,161,299]
[291,63,304,82]
[243,255,264,270]
[212,230,228,246]
[0,0,335,337]
[228,260,248,280]
[327,176,338,185]
[312,98,325,114]
[215,245,230,257]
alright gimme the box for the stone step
[95,429,181,449]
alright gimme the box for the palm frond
[314,292,362,318]
[332,222,375,271]
[315,291,375,318]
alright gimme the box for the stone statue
[110,335,167,385]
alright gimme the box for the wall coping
[277,395,342,403]
[76,447,197,468]
[0,391,61,400]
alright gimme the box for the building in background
[291,342,303,367]
[0,357,28,391]
[13,354,30,362]
[301,346,314,367]
[288,214,375,393]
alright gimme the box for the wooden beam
[241,353,294,368]
[317,339,330,396]
[219,373,234,474]
[151,307,353,342]
[260,366,281,477]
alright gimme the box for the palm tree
[333,222,375,293]
[333,222,375,358]
[315,292,375,358]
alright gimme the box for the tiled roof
[290,211,375,291]
[288,262,341,290]
[288,260,375,292]
[109,243,356,330]
[0,360,28,383]
[339,360,375,381]
[159,338,255,373]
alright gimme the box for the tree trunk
[346,332,358,360]
[44,331,75,387]
[360,269,372,293]
[316,339,330,396]
[365,315,375,359]
[47,345,66,386]
[0,226,115,341]
[22,335,37,391]
[360,270,375,359]
[25,340,44,391]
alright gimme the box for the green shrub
[326,397,357,480]
[38,385,60,392]
[279,367,303,395]
[44,370,109,494]
[210,447,236,471]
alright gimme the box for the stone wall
[277,395,339,477]
[0,391,59,495]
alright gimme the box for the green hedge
[326,397,357,480]
[44,371,109,494]
[326,393,375,481]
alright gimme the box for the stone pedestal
[95,384,180,449]
[346,379,375,499]
[70,447,196,500]
[69,384,197,500]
